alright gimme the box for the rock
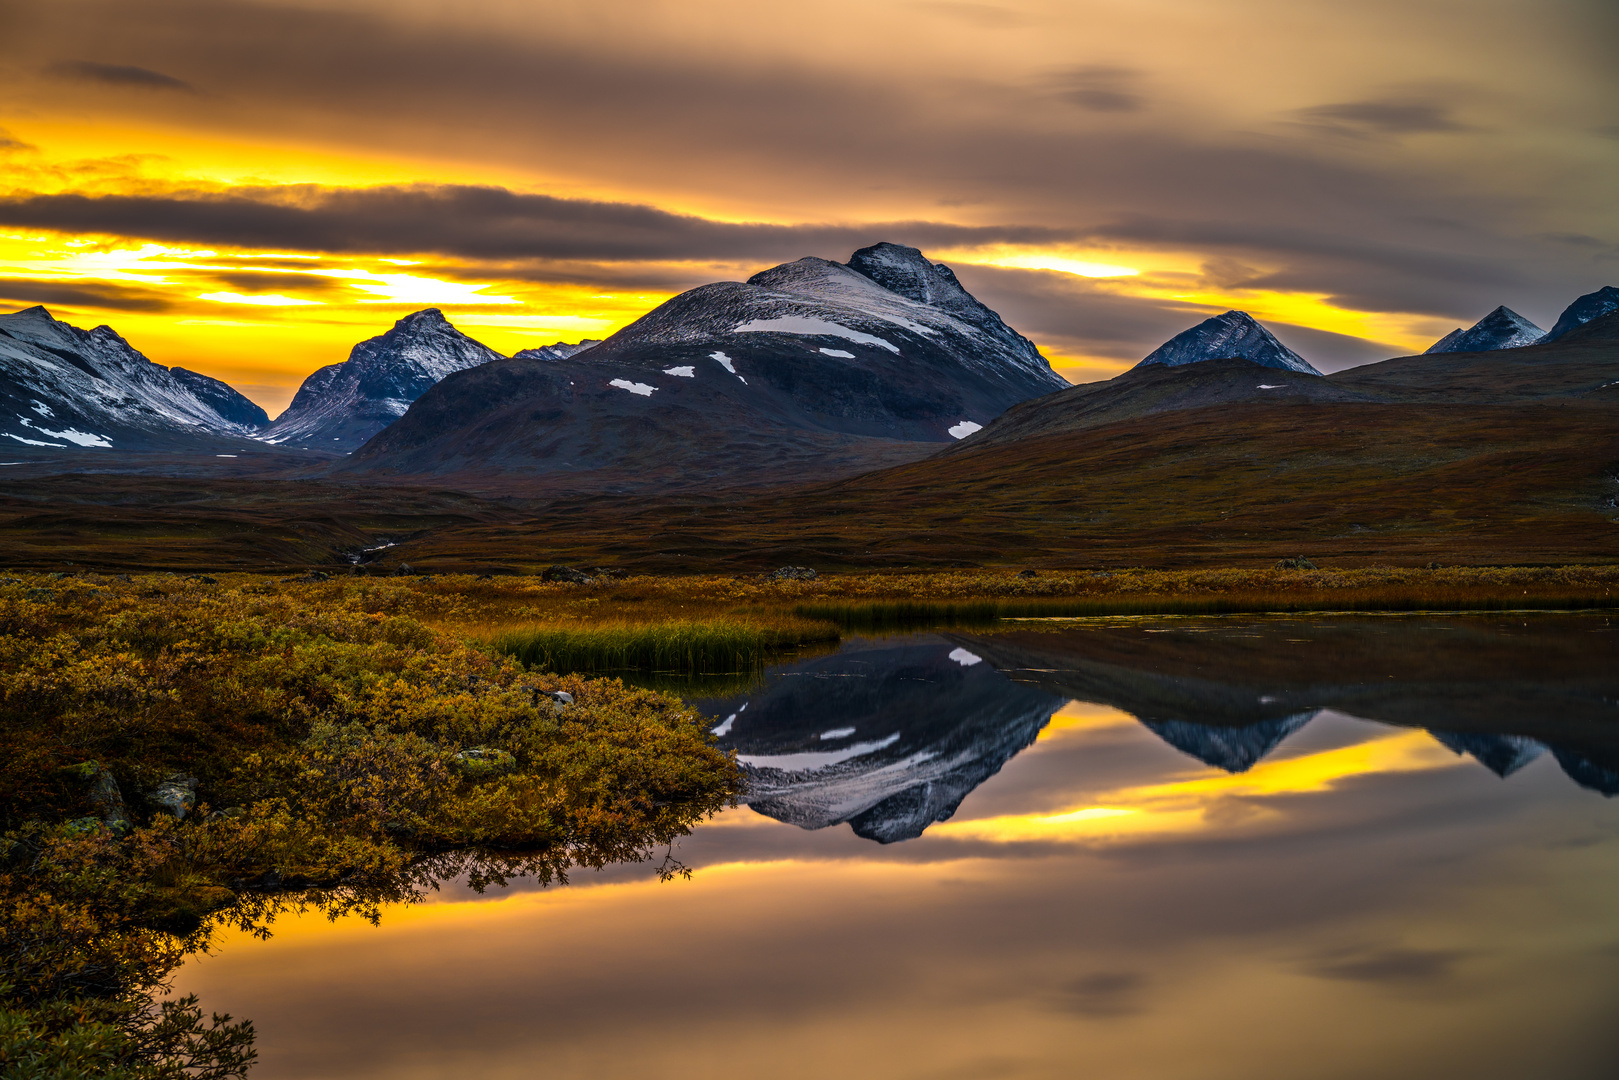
[26,588,56,601]
[770,566,818,581]
[541,564,593,583]
[1274,556,1318,570]
[391,563,415,576]
[81,764,131,833]
[150,774,198,819]
[184,574,219,584]
[530,687,574,707]
[452,747,517,780]
[0,577,20,586]
[582,566,627,579]
[1017,569,1039,578]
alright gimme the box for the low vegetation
[0,575,741,1078]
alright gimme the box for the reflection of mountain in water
[693,638,1066,843]
[1142,712,1319,773]
[953,618,1619,798]
[1430,731,1545,778]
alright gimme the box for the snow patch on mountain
[948,420,983,440]
[609,379,656,396]
[734,315,900,354]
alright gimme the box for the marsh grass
[486,617,840,677]
[797,589,1619,630]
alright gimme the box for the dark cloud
[1050,971,1147,1017]
[1303,946,1467,984]
[0,185,1079,264]
[46,59,197,93]
[1296,100,1466,136]
[1052,66,1144,113]
[202,270,343,294]
[0,129,35,152]
[0,278,175,312]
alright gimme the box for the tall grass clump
[489,618,839,676]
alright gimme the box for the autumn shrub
[0,574,742,1079]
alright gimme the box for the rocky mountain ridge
[0,305,267,454]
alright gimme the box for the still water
[177,614,1619,1079]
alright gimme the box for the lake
[174,613,1619,1079]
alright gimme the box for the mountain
[1424,306,1543,354]
[342,243,1067,488]
[1539,285,1619,343]
[1135,311,1322,375]
[513,339,601,361]
[0,305,266,453]
[694,636,1065,843]
[260,309,502,452]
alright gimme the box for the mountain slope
[1425,306,1543,353]
[1540,285,1619,343]
[0,305,266,454]
[343,243,1067,488]
[1135,310,1322,375]
[261,309,502,451]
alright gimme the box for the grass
[485,617,840,677]
[796,587,1619,629]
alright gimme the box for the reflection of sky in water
[174,618,1619,1080]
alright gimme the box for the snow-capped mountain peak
[1425,306,1543,354]
[260,308,503,451]
[0,305,268,452]
[1135,311,1322,375]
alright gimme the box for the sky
[1,0,1615,416]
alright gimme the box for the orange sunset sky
[1,0,1615,416]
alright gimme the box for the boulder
[452,747,517,780]
[1274,556,1318,570]
[541,564,593,583]
[150,774,198,819]
[770,566,819,581]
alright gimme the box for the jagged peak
[392,307,451,331]
[2,304,56,322]
[846,242,970,306]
